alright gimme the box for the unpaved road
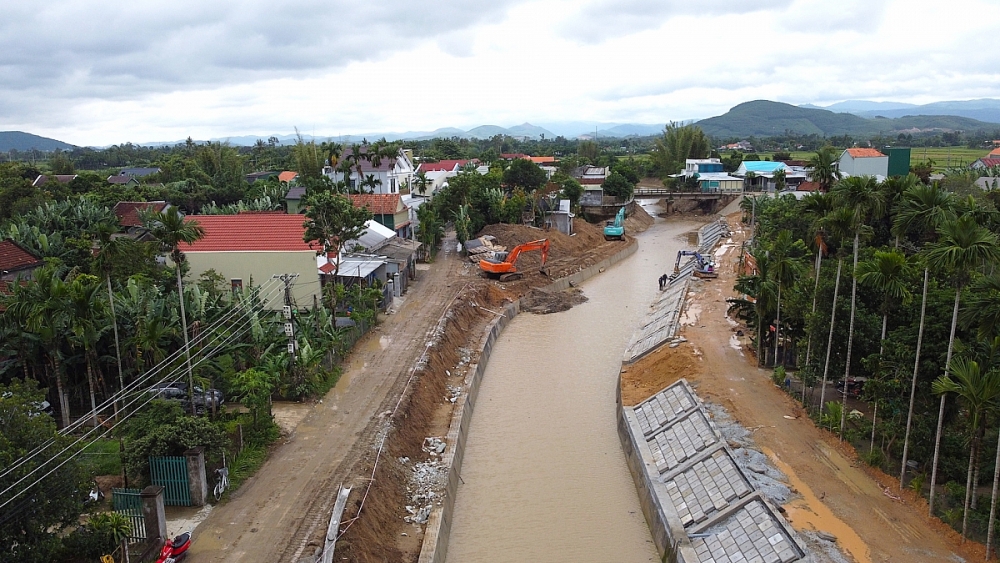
[187,233,467,563]
[678,217,973,562]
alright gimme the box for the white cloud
[4,0,1000,146]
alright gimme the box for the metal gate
[112,488,146,540]
[149,456,191,506]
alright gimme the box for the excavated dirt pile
[520,287,588,314]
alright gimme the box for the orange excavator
[479,239,550,282]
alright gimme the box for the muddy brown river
[445,211,701,563]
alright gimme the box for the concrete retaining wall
[417,239,639,563]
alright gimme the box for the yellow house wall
[181,251,321,309]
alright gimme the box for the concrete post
[140,485,167,542]
[185,447,207,506]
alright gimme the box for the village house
[323,148,414,195]
[678,159,743,193]
[572,165,610,205]
[349,194,412,239]
[972,158,1000,170]
[0,239,44,282]
[113,201,169,239]
[838,148,888,178]
[120,167,161,178]
[31,174,77,187]
[178,213,323,310]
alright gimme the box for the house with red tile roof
[278,171,299,184]
[989,147,1000,158]
[349,194,412,238]
[416,159,477,173]
[177,213,322,309]
[113,201,169,240]
[0,239,44,281]
[973,158,1000,170]
[838,148,888,178]
[323,148,414,195]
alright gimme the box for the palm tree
[146,206,206,415]
[769,230,803,367]
[925,215,1000,515]
[414,170,430,196]
[94,227,131,418]
[730,247,776,367]
[894,182,955,488]
[830,176,885,439]
[67,274,109,428]
[857,249,911,450]
[799,193,833,402]
[808,147,841,192]
[815,206,856,414]
[8,266,73,427]
[931,358,1000,540]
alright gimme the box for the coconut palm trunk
[774,285,782,367]
[840,231,861,440]
[820,259,842,413]
[929,288,962,515]
[107,275,125,420]
[986,424,1000,557]
[900,267,930,489]
[804,250,822,404]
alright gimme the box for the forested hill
[696,100,997,138]
[0,131,76,152]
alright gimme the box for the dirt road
[187,233,469,563]
[636,216,973,562]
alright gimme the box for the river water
[445,209,700,563]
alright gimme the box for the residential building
[120,167,161,178]
[733,161,796,191]
[32,174,77,187]
[113,201,169,239]
[0,239,44,281]
[285,186,307,214]
[838,148,888,178]
[572,166,610,206]
[278,171,299,184]
[976,177,1000,191]
[246,171,278,184]
[884,147,911,177]
[972,158,1000,170]
[691,173,744,193]
[178,213,322,310]
[684,158,724,177]
[990,147,1000,158]
[107,175,140,186]
[323,148,414,195]
[349,194,412,239]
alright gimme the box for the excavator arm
[479,239,550,281]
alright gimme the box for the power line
[0,279,286,482]
[0,281,286,505]
[0,300,276,512]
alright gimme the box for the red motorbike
[155,531,191,563]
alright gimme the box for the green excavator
[603,207,625,240]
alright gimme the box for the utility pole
[273,274,299,369]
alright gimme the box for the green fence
[111,488,146,541]
[149,456,191,506]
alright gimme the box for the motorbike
[86,480,105,504]
[154,531,191,563]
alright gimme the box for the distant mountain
[697,101,874,137]
[506,123,556,139]
[823,100,917,112]
[697,100,999,138]
[598,124,664,137]
[854,99,1000,123]
[0,131,76,152]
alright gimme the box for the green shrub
[908,473,926,496]
[771,366,786,387]
[860,448,885,468]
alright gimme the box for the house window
[231,278,243,293]
[390,178,396,193]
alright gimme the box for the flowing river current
[445,209,701,563]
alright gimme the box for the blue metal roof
[741,161,786,173]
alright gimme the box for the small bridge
[633,187,743,200]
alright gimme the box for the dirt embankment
[335,213,647,563]
[619,212,979,563]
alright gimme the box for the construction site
[187,198,978,563]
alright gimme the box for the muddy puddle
[445,213,700,563]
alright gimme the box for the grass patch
[224,444,267,498]
[79,439,122,476]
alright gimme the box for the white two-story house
[324,148,415,194]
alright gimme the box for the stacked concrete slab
[619,379,806,563]
[626,219,732,363]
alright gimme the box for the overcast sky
[3,0,999,146]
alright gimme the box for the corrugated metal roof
[739,161,786,173]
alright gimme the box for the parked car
[148,381,224,412]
